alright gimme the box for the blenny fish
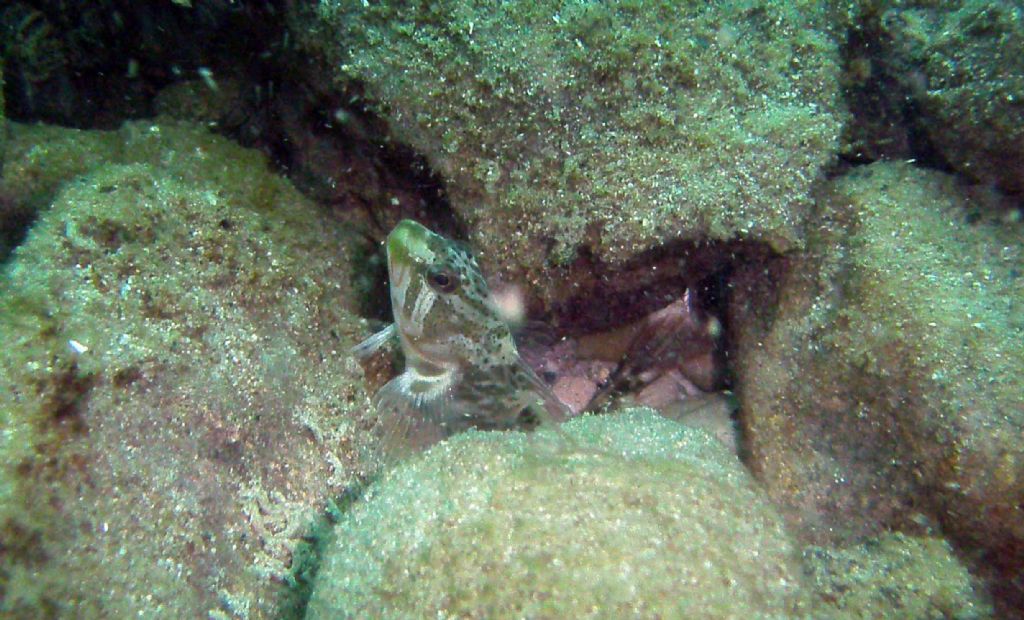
[354,220,571,458]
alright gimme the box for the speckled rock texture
[307,409,807,619]
[804,533,992,619]
[0,121,373,617]
[730,161,1023,610]
[879,0,1024,196]
[297,0,846,306]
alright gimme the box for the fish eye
[427,268,459,293]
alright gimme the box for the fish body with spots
[354,220,569,458]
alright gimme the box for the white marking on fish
[409,286,437,336]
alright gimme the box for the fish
[353,219,572,459]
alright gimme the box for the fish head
[386,220,516,368]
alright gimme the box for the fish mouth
[386,220,437,343]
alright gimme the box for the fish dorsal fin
[370,364,461,466]
[351,323,397,360]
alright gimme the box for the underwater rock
[730,161,1023,612]
[0,122,373,617]
[804,533,992,618]
[307,409,807,618]
[297,0,846,306]
[879,1,1024,198]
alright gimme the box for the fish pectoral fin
[351,323,397,360]
[370,366,460,465]
[515,358,573,424]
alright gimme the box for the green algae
[0,3,1018,616]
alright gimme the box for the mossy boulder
[730,161,1023,610]
[308,409,807,618]
[0,121,371,617]
[299,0,846,305]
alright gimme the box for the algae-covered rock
[299,0,845,305]
[0,122,372,617]
[730,161,1023,607]
[879,0,1024,196]
[805,533,992,619]
[308,409,806,618]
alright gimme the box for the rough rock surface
[0,121,373,617]
[730,161,1023,609]
[879,0,1024,197]
[299,0,846,306]
[308,409,807,618]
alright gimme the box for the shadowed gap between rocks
[836,4,958,175]
[273,481,370,620]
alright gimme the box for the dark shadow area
[245,73,464,323]
[1,1,287,128]
[0,196,36,264]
